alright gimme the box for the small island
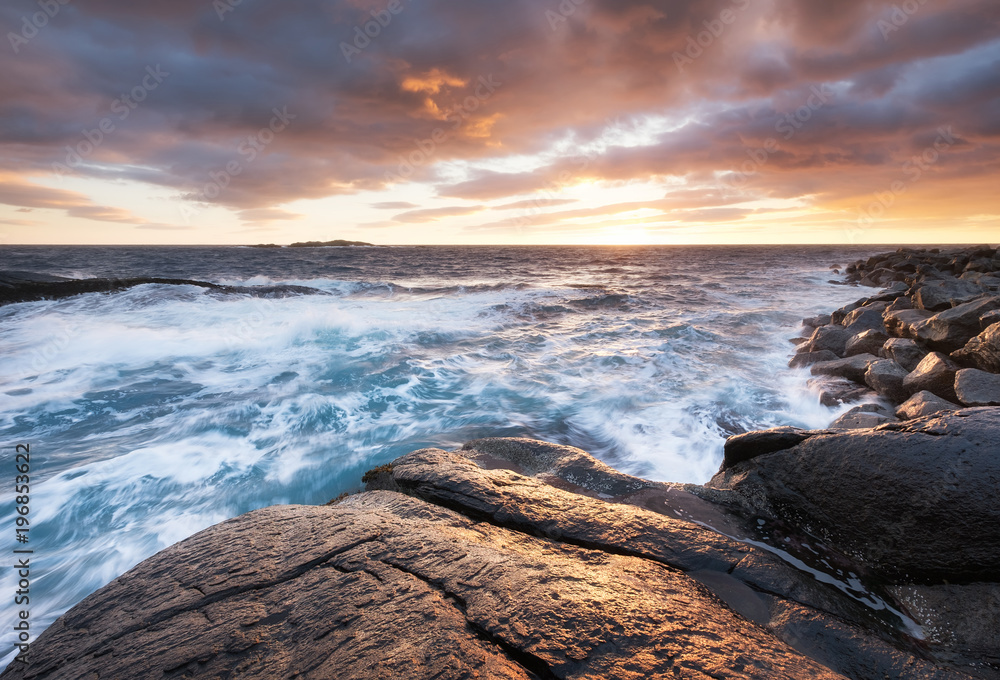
[248,240,376,248]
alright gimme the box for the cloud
[238,208,305,224]
[0,0,996,236]
[0,175,148,224]
[392,205,485,223]
[371,201,419,209]
[491,198,579,211]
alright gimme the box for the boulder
[813,380,874,407]
[802,313,832,329]
[831,301,863,325]
[810,353,879,384]
[954,369,1000,407]
[804,324,852,357]
[895,391,960,420]
[863,359,910,403]
[879,338,927,372]
[845,329,889,357]
[788,349,838,369]
[912,279,985,311]
[709,408,1000,582]
[981,308,1000,331]
[965,257,995,273]
[883,308,934,339]
[901,352,959,402]
[883,296,913,314]
[843,306,887,335]
[953,322,1000,373]
[913,296,1000,353]
[867,282,909,302]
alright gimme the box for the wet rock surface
[709,408,1000,584]
[5,436,997,680]
[0,270,327,306]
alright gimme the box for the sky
[0,0,998,246]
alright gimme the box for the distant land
[249,240,376,248]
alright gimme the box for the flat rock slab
[2,496,842,680]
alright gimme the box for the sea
[0,244,879,661]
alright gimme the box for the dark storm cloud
[0,0,997,225]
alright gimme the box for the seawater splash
[0,245,874,662]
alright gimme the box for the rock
[965,257,995,273]
[763,594,990,679]
[913,296,1000,353]
[804,324,852,357]
[845,329,889,357]
[810,378,874,407]
[953,322,1000,373]
[845,402,896,417]
[788,350,838,368]
[879,338,927,372]
[843,301,889,324]
[981,308,1000,331]
[829,410,897,430]
[810,353,879,383]
[722,427,820,468]
[883,295,913,314]
[831,301,864,325]
[843,306,888,335]
[0,271,328,306]
[901,352,959,402]
[802,313,832,329]
[954,369,1000,407]
[709,408,1000,582]
[863,359,910,403]
[4,494,839,680]
[819,380,878,408]
[888,583,1000,667]
[866,282,909,303]
[895,391,960,420]
[883,308,934,339]
[912,279,985,311]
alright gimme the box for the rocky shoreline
[3,247,999,679]
[791,245,1000,426]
